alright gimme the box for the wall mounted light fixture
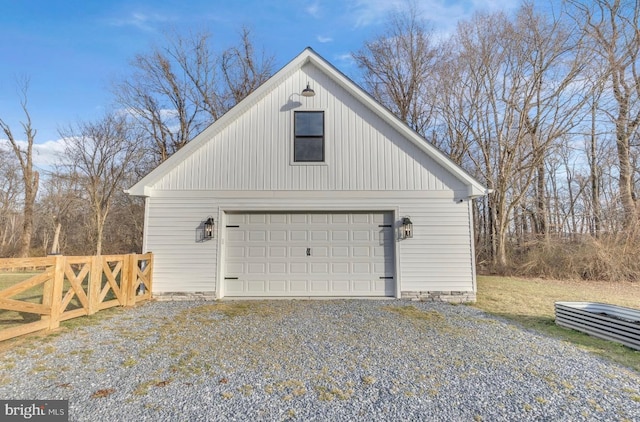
[204,217,215,240]
[401,217,413,239]
[301,82,316,97]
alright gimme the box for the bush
[504,231,640,282]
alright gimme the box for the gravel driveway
[0,300,638,421]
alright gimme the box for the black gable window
[294,111,324,162]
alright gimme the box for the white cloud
[348,0,405,28]
[306,2,321,18]
[317,35,333,43]
[345,0,519,32]
[106,12,172,31]
[0,138,68,169]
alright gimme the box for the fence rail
[0,253,153,342]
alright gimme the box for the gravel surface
[0,300,638,421]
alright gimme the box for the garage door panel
[225,280,244,294]
[331,263,350,273]
[248,231,267,241]
[269,230,287,241]
[311,263,329,273]
[269,214,287,224]
[247,280,266,293]
[353,262,372,273]
[353,247,371,257]
[331,214,349,224]
[225,212,394,297]
[332,231,349,241]
[290,262,308,273]
[248,246,266,257]
[269,247,287,257]
[312,247,329,257]
[227,231,246,242]
[291,214,308,224]
[311,214,329,224]
[352,231,370,241]
[331,246,349,257]
[249,214,267,224]
[248,262,266,273]
[268,280,287,293]
[352,214,370,223]
[373,246,387,256]
[290,248,307,258]
[226,262,245,273]
[227,214,245,225]
[310,231,329,241]
[227,247,245,258]
[310,280,329,292]
[290,280,308,292]
[353,280,372,292]
[269,262,287,273]
[290,230,307,241]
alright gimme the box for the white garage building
[127,47,488,302]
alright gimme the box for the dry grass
[383,305,444,322]
[474,275,640,371]
[508,233,640,282]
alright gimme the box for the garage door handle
[306,248,311,256]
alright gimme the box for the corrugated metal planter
[555,302,640,351]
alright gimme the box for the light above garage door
[224,212,395,297]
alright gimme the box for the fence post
[126,254,137,306]
[48,255,65,330]
[88,255,102,315]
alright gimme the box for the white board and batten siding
[132,48,486,300]
[152,64,466,195]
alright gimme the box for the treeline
[0,28,273,257]
[354,1,640,280]
[1,1,640,281]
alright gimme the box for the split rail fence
[0,253,153,342]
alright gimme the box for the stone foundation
[153,291,475,303]
[401,291,476,303]
[153,291,217,301]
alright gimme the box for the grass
[473,275,640,372]
[0,268,120,332]
[383,305,444,322]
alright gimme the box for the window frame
[293,111,325,163]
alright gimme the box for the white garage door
[224,212,395,297]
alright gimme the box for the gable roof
[127,47,488,198]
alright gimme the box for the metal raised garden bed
[555,302,640,351]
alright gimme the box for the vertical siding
[146,194,474,295]
[152,64,465,193]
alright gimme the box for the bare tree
[352,5,437,136]
[221,27,275,107]
[114,27,274,165]
[0,148,22,256]
[434,5,585,267]
[0,80,39,257]
[567,0,640,229]
[59,113,142,255]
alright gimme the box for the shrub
[504,230,640,282]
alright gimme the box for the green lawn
[473,275,640,372]
[0,269,118,330]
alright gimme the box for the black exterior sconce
[204,217,215,240]
[402,217,413,239]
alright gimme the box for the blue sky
[0,0,519,167]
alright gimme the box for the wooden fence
[0,253,153,342]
